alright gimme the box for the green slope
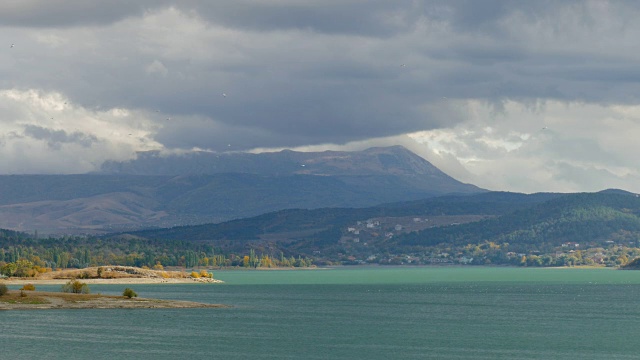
[398,191,640,248]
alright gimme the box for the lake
[2,266,640,359]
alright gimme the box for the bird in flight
[10,44,14,48]
[222,93,227,97]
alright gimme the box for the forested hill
[119,191,564,242]
[114,190,640,258]
[3,190,640,269]
[398,191,640,249]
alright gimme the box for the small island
[0,289,228,310]
[0,266,227,310]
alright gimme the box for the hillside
[3,190,640,269]
[115,190,640,266]
[0,146,483,234]
[397,191,640,249]
[121,191,564,247]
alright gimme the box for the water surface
[2,267,639,359]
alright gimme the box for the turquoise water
[2,267,640,359]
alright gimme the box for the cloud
[0,1,160,28]
[0,89,162,173]
[23,124,98,149]
[1,1,640,192]
[409,100,640,193]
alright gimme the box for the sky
[1,0,640,194]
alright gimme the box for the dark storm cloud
[4,0,640,191]
[179,0,418,36]
[0,1,163,28]
[23,124,97,149]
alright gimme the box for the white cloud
[0,89,162,173]
[409,99,640,193]
[145,60,168,76]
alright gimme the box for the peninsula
[0,289,228,310]
[0,266,227,310]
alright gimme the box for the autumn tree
[61,280,90,294]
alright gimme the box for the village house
[562,242,580,248]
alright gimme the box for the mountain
[102,145,451,176]
[0,146,483,234]
[100,146,482,195]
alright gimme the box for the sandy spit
[2,277,225,285]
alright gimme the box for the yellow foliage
[160,271,170,278]
[20,283,36,291]
[190,271,200,278]
[153,262,164,270]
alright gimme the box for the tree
[122,288,137,299]
[14,259,35,277]
[1,262,17,277]
[61,280,90,294]
[0,283,7,296]
[20,283,35,291]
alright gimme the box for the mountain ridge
[0,146,483,234]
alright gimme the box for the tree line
[0,234,313,277]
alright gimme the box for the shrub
[61,280,90,294]
[190,271,200,278]
[20,290,27,297]
[122,288,137,299]
[20,283,35,291]
[0,283,7,296]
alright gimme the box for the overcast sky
[1,0,640,193]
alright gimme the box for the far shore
[0,266,225,286]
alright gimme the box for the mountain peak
[100,145,437,177]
